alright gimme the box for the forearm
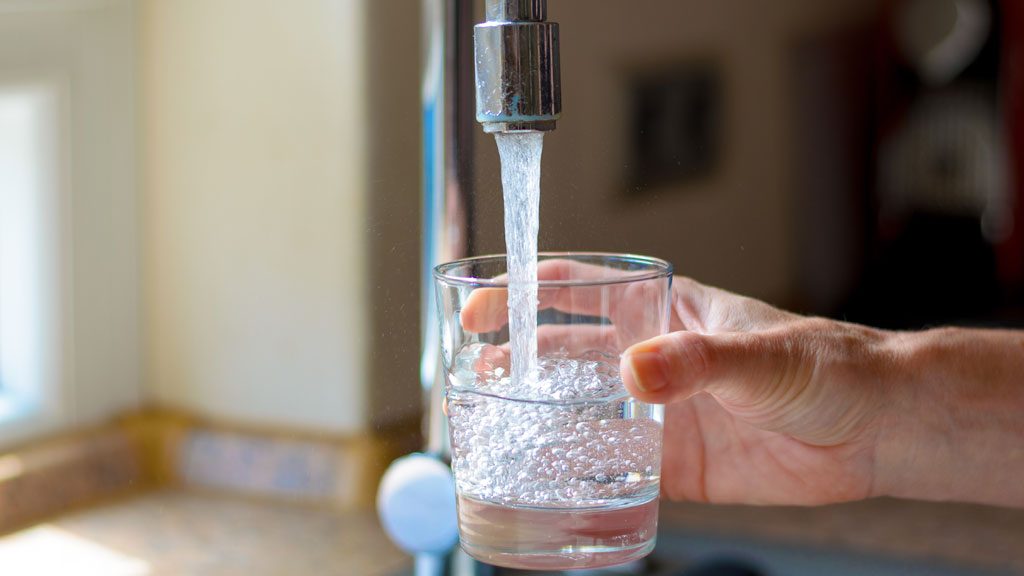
[874,327,1024,507]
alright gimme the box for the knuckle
[669,331,713,378]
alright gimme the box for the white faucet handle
[377,453,459,556]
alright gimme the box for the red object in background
[999,0,1024,289]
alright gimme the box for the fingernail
[625,351,668,393]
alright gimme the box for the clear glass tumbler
[434,252,672,570]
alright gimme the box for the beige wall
[141,0,370,433]
[472,0,878,306]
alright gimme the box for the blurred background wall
[472,0,879,308]
[0,0,421,446]
[141,0,370,434]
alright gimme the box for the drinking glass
[434,252,672,570]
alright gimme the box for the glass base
[457,495,659,571]
[463,536,656,571]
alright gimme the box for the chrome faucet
[378,1,561,574]
[474,0,561,133]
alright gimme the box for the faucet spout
[475,0,561,133]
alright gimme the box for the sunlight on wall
[0,454,24,482]
[0,81,63,433]
[0,525,150,576]
[0,0,140,444]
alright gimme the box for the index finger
[460,259,641,333]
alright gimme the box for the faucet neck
[485,0,546,22]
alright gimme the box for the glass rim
[433,251,673,288]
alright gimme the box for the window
[0,77,67,443]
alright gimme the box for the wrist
[872,327,1024,507]
[870,328,948,501]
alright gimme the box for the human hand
[462,259,898,506]
[618,275,897,505]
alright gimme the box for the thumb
[620,330,792,405]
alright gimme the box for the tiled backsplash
[0,411,420,533]
[179,429,347,503]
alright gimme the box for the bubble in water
[447,349,663,507]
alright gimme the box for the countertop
[3,489,1022,575]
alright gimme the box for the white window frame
[0,72,72,448]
